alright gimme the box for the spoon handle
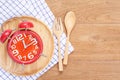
[63,36,69,65]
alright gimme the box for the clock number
[16,34,24,41]
[28,52,34,59]
[23,56,27,61]
[28,35,37,45]
[28,35,33,41]
[12,50,19,56]
[35,45,38,49]
[26,36,37,47]
[33,50,37,55]
[13,34,26,44]
[13,39,17,44]
[11,45,16,50]
[18,55,22,60]
[32,38,37,45]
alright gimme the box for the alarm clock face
[7,29,43,64]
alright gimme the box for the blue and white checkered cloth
[0,0,74,79]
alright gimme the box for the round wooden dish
[0,16,54,76]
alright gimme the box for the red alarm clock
[0,21,43,64]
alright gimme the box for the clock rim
[7,29,43,64]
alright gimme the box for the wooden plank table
[38,0,120,80]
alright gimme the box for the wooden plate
[0,16,54,76]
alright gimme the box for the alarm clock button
[0,29,12,43]
[19,21,34,28]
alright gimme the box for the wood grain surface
[38,0,120,80]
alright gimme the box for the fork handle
[63,36,69,65]
[58,38,63,71]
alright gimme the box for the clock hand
[26,41,34,48]
[26,38,37,48]
[22,40,27,49]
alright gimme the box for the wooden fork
[53,18,63,71]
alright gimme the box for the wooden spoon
[63,11,76,65]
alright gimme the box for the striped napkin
[0,0,74,79]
